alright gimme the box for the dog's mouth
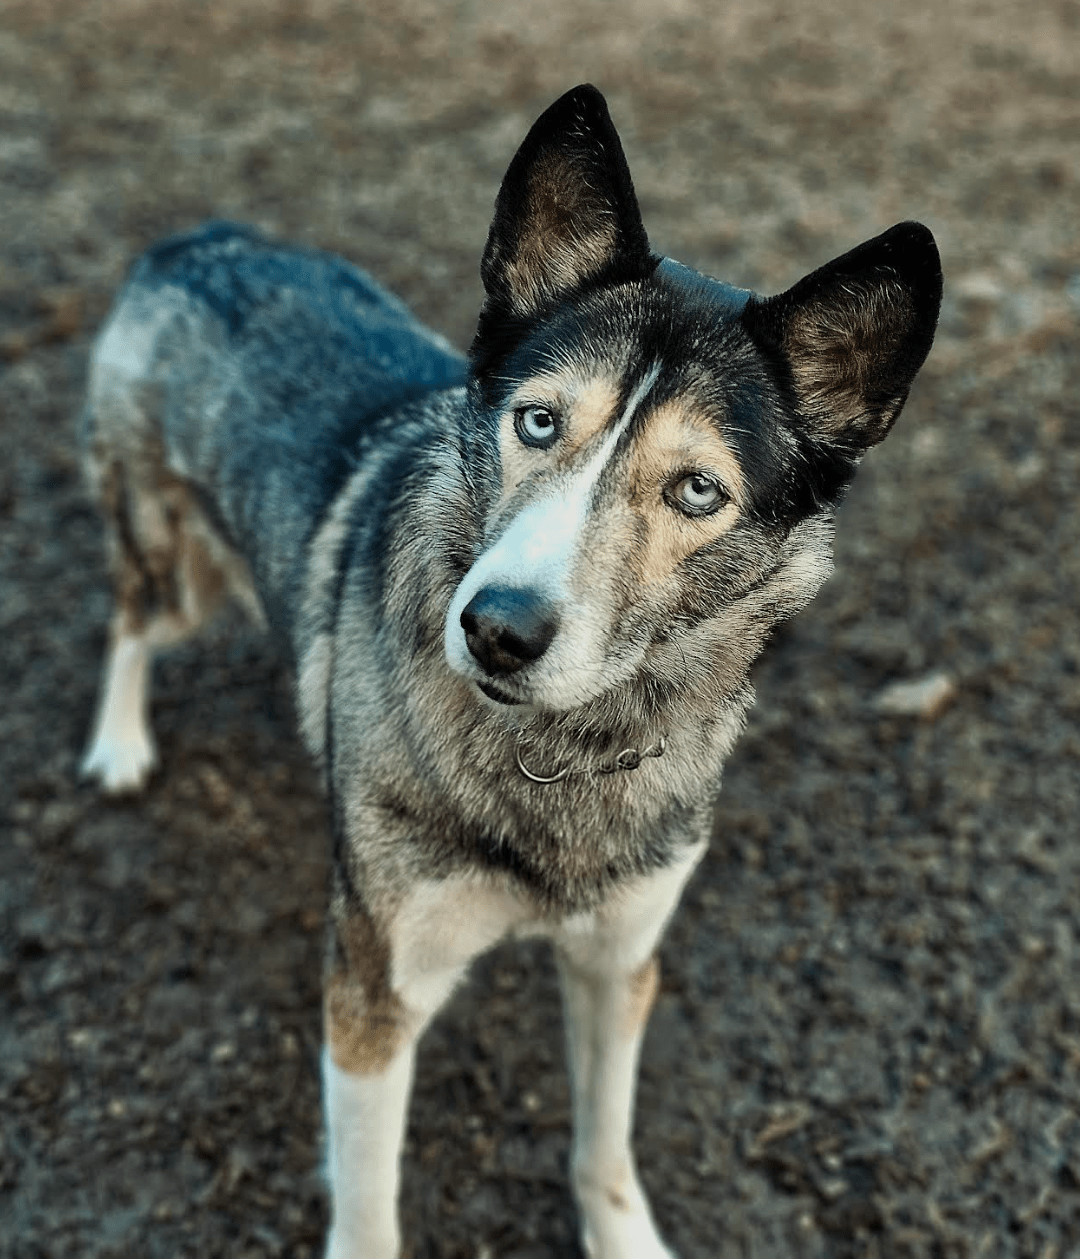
[476,679,522,706]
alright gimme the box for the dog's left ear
[478,84,653,324]
[742,222,943,451]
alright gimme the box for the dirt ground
[1,1,1078,1256]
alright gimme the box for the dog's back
[84,221,465,637]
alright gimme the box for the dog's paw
[325,1225,401,1259]
[579,1185,674,1259]
[80,730,158,795]
[583,1222,674,1260]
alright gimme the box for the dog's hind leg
[81,444,259,794]
[554,842,706,1260]
[81,613,159,795]
[322,873,524,1258]
[81,455,174,794]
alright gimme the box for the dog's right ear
[476,85,653,330]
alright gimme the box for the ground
[1,1,1079,1256]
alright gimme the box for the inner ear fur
[743,222,943,451]
[478,84,653,322]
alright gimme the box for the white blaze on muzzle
[444,364,661,682]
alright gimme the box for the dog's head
[444,85,942,713]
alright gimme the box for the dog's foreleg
[323,1036,417,1260]
[322,936,422,1260]
[323,876,523,1258]
[81,617,158,794]
[558,952,669,1259]
[555,843,705,1260]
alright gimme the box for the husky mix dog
[80,85,941,1257]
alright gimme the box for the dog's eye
[514,405,559,449]
[670,472,727,516]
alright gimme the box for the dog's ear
[478,84,653,322]
[742,222,942,451]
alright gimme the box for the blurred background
[1,1,1078,1255]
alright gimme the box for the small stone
[196,763,233,814]
[875,671,957,719]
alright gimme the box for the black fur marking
[654,257,751,318]
[466,821,676,911]
[324,533,359,908]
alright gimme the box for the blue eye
[670,472,727,516]
[514,405,559,449]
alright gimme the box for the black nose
[460,587,559,676]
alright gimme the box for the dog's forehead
[652,257,752,320]
[500,263,757,415]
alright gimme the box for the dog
[79,84,941,1258]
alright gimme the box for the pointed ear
[742,222,943,451]
[479,84,653,321]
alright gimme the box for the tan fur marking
[325,975,409,1076]
[497,372,621,504]
[325,910,413,1077]
[99,457,257,643]
[627,400,744,585]
[624,954,660,1035]
[178,519,227,616]
[504,151,618,316]
[97,459,150,633]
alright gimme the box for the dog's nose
[460,587,559,675]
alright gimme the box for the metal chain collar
[514,734,667,784]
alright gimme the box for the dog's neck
[475,636,757,789]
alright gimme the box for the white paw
[80,730,158,794]
[583,1219,674,1260]
[579,1189,674,1259]
[325,1224,401,1259]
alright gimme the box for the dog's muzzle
[460,586,559,677]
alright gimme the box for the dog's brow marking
[625,398,746,585]
[534,359,662,565]
[534,360,663,561]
